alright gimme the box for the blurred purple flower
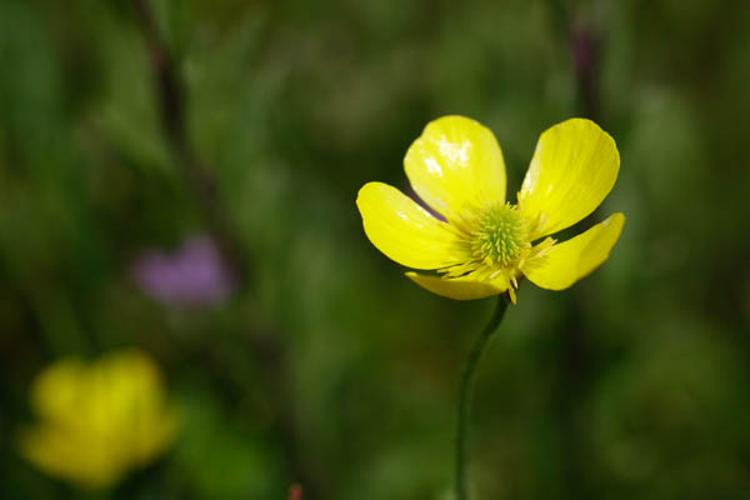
[133,235,235,308]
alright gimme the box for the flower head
[356,116,625,302]
[133,235,235,308]
[19,349,180,490]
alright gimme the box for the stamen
[471,203,528,268]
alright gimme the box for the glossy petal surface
[519,118,619,238]
[406,272,506,300]
[404,115,506,222]
[523,213,625,290]
[357,182,463,270]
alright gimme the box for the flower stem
[455,295,509,500]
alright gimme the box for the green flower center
[471,203,528,267]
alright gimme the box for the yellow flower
[356,116,625,303]
[19,349,179,490]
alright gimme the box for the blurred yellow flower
[357,116,625,302]
[19,349,179,490]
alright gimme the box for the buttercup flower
[19,349,179,490]
[357,116,624,302]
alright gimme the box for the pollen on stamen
[470,203,528,268]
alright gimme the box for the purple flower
[133,235,235,308]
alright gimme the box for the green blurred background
[2,0,750,498]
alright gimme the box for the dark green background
[1,0,749,498]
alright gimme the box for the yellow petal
[19,426,123,489]
[404,115,506,222]
[20,349,179,490]
[356,182,464,270]
[405,271,506,300]
[522,213,625,291]
[30,359,86,427]
[518,118,619,238]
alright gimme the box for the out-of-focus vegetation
[1,0,749,498]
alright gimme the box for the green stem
[455,295,510,500]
